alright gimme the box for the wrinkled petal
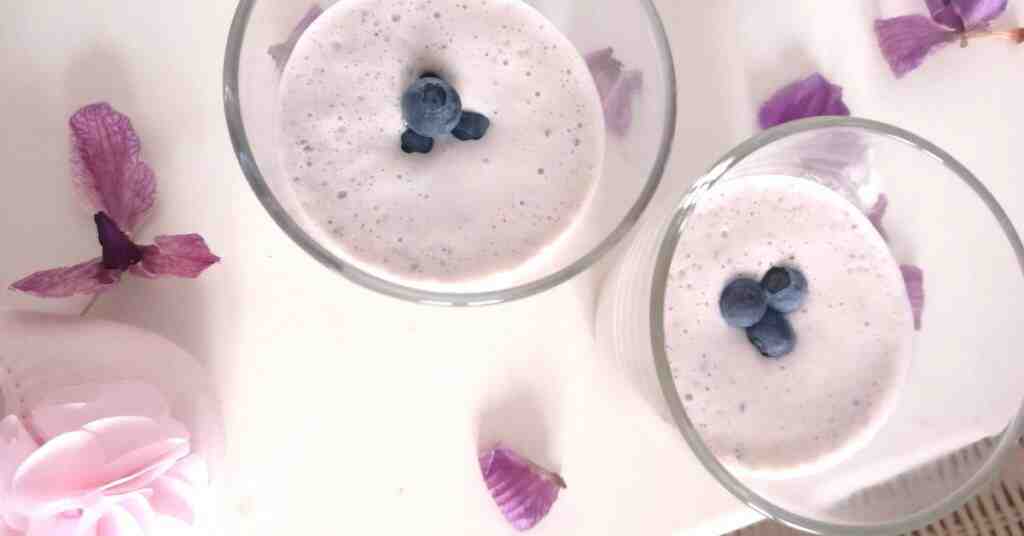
[70,103,156,233]
[479,447,565,531]
[605,70,643,136]
[867,194,889,240]
[10,259,122,298]
[95,213,143,271]
[584,48,622,103]
[129,235,220,279]
[148,476,196,525]
[30,382,171,444]
[12,417,188,508]
[758,73,850,130]
[874,15,956,78]
[900,264,925,330]
[268,5,324,71]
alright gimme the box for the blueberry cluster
[719,266,807,358]
[400,73,490,154]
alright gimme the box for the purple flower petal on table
[605,70,643,135]
[10,259,123,298]
[95,212,144,271]
[867,194,889,240]
[268,5,324,71]
[757,73,850,130]
[926,0,967,30]
[584,47,623,103]
[874,16,956,78]
[952,0,1007,30]
[70,103,156,233]
[900,264,925,330]
[129,234,220,279]
[479,447,565,531]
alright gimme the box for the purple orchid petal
[268,5,324,71]
[874,15,957,78]
[926,0,968,30]
[479,447,565,531]
[900,264,925,330]
[585,47,642,135]
[95,212,143,271]
[953,0,1008,29]
[10,259,122,298]
[129,234,220,279]
[867,194,889,240]
[757,73,850,130]
[70,103,157,233]
[585,48,623,103]
[605,70,643,136]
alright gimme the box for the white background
[1,1,1021,534]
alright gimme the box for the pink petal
[758,73,850,130]
[30,382,171,443]
[165,455,209,488]
[268,5,324,71]
[605,70,643,136]
[25,511,98,536]
[10,259,122,298]
[115,494,155,536]
[12,417,188,507]
[479,447,565,531]
[95,505,144,536]
[70,103,156,233]
[867,194,889,241]
[900,264,925,330]
[874,15,956,78]
[129,235,220,279]
[148,476,196,525]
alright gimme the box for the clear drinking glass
[597,117,1024,534]
[223,0,675,305]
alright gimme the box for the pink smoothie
[663,175,915,476]
[277,0,605,285]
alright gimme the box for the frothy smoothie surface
[664,175,914,476]
[277,0,605,285]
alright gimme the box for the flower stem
[80,293,101,317]
[961,27,1024,47]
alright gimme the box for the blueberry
[452,111,491,141]
[401,129,434,154]
[719,278,768,328]
[401,76,463,137]
[745,309,796,358]
[761,266,808,313]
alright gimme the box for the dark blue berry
[762,266,808,313]
[745,309,796,358]
[401,76,462,137]
[719,278,768,328]
[452,111,490,141]
[95,212,143,270]
[401,129,434,154]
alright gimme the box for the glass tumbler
[224,0,676,305]
[597,117,1024,534]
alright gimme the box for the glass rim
[223,0,678,306]
[648,116,1024,535]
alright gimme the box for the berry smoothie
[277,0,605,285]
[664,175,915,476]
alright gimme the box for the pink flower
[0,382,210,536]
[10,103,219,298]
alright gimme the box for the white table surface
[1,1,1021,535]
